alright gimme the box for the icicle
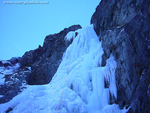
[103,55,117,99]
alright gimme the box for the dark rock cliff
[91,0,150,112]
[19,25,81,85]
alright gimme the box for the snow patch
[0,63,20,85]
[65,28,81,41]
[0,95,4,98]
[65,31,75,41]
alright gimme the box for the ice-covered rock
[0,25,127,113]
[0,59,30,104]
[20,25,82,85]
[91,0,150,112]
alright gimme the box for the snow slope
[0,25,127,113]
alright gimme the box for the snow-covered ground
[0,25,128,113]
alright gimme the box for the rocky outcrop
[91,0,150,112]
[19,25,81,85]
[0,57,30,104]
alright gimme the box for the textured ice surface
[0,25,127,113]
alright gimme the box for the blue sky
[0,0,100,60]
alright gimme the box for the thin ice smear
[0,25,128,113]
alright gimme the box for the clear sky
[0,0,100,60]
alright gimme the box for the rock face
[91,0,150,112]
[19,25,81,85]
[0,57,30,104]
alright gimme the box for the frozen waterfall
[0,25,127,113]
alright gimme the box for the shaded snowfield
[0,25,128,113]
